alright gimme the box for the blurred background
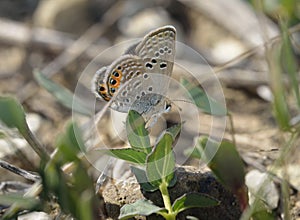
[0,0,300,218]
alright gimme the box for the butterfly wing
[93,54,144,102]
[104,54,147,113]
[134,25,176,76]
[111,72,169,115]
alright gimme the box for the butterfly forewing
[134,25,176,77]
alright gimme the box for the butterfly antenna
[170,98,195,111]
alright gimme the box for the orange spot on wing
[109,69,123,88]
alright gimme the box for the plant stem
[228,112,236,146]
[23,124,50,162]
[159,181,175,220]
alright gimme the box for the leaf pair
[119,192,219,219]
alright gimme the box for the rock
[18,211,51,220]
[33,0,92,35]
[26,113,42,133]
[102,165,242,219]
[245,169,279,209]
[256,85,273,102]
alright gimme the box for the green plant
[97,78,249,219]
[250,0,300,26]
[0,96,99,219]
[246,25,299,220]
[226,2,300,218]
[102,110,220,220]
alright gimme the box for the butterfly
[92,25,176,120]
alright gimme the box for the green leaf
[198,137,245,189]
[183,144,202,159]
[0,194,41,219]
[71,163,98,219]
[34,70,91,116]
[280,19,300,109]
[198,137,248,210]
[126,110,151,154]
[53,121,86,164]
[37,119,97,220]
[0,193,40,208]
[72,161,96,192]
[0,96,49,160]
[42,155,98,219]
[43,162,61,192]
[251,199,276,220]
[165,123,181,139]
[76,188,97,220]
[146,133,175,187]
[266,40,291,130]
[242,198,276,220]
[119,199,164,219]
[172,193,219,213]
[0,131,6,138]
[131,166,158,192]
[0,96,27,135]
[180,78,227,116]
[252,209,276,220]
[100,148,147,164]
